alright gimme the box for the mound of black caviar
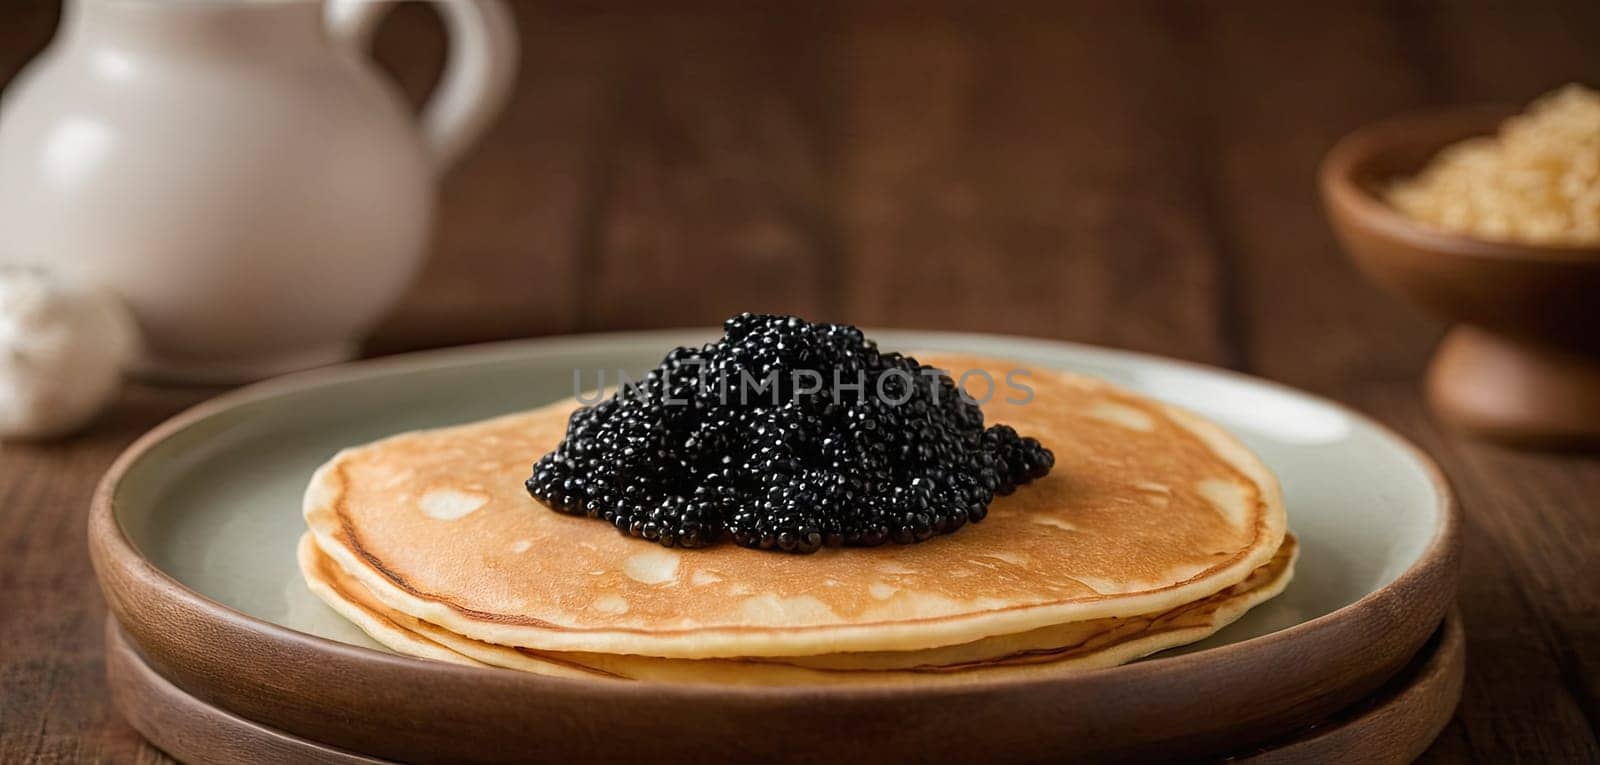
[526,314,1054,554]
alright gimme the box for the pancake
[300,532,1297,684]
[304,353,1288,659]
[300,533,492,670]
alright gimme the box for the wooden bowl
[1320,106,1600,448]
[88,332,1462,763]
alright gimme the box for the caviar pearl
[526,314,1055,554]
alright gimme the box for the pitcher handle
[326,0,519,174]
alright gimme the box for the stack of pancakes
[301,353,1294,684]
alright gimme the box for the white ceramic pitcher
[0,0,517,381]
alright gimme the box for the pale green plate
[112,330,1453,659]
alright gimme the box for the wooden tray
[108,612,1464,764]
[89,332,1461,763]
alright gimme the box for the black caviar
[526,314,1054,554]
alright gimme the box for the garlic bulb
[0,265,138,439]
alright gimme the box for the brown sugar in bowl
[1320,105,1600,448]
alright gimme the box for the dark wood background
[3,1,1598,761]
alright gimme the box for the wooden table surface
[3,1,1598,762]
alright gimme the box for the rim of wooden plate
[101,612,1467,765]
[89,332,1462,764]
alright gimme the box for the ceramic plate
[92,330,1459,763]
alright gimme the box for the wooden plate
[106,612,1464,765]
[1236,611,1464,764]
[90,331,1460,763]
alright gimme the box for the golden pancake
[305,353,1288,658]
[300,533,491,670]
[300,533,1297,684]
